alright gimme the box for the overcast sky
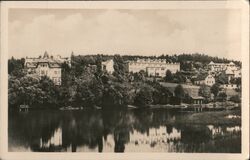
[9,9,241,60]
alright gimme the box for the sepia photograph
[0,1,249,160]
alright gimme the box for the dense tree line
[8,53,240,110]
[8,55,175,109]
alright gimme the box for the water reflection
[8,109,241,153]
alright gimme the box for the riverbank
[148,101,240,111]
[166,110,241,125]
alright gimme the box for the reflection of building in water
[207,125,241,138]
[102,135,115,152]
[40,127,62,148]
[129,126,181,145]
[226,126,241,132]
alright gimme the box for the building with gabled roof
[24,51,71,85]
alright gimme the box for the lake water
[8,109,241,153]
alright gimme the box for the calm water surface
[8,109,241,153]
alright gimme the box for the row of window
[40,70,60,75]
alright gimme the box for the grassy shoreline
[166,110,241,125]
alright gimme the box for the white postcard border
[1,1,249,160]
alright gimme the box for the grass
[171,110,241,125]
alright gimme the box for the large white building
[127,59,180,77]
[208,61,238,72]
[25,52,71,85]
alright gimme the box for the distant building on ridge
[127,58,180,77]
[101,59,114,74]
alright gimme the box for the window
[41,70,45,75]
[54,71,57,74]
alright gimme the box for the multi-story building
[127,59,180,77]
[24,51,71,85]
[208,61,237,72]
[194,74,215,86]
[101,59,114,74]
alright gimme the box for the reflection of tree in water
[102,109,133,152]
[9,109,241,153]
[8,111,61,152]
[60,110,104,152]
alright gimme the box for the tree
[198,84,211,103]
[152,85,172,104]
[216,71,228,84]
[210,83,220,97]
[134,85,154,107]
[216,92,227,102]
[230,77,241,86]
[174,85,185,103]
[172,72,186,83]
[165,70,173,82]
[229,95,241,103]
[132,70,146,82]
[8,57,25,78]
[113,55,127,81]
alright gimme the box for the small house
[190,96,204,104]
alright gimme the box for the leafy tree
[165,70,173,82]
[132,70,146,82]
[210,83,220,97]
[96,54,103,75]
[229,95,241,103]
[230,77,241,86]
[8,57,25,77]
[172,71,186,83]
[174,85,185,103]
[198,84,211,102]
[152,85,172,104]
[216,71,228,84]
[180,61,192,71]
[216,92,227,102]
[113,55,127,79]
[134,85,154,107]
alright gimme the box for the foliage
[165,70,173,82]
[132,70,147,82]
[113,55,128,82]
[210,83,220,97]
[198,84,211,103]
[174,85,185,103]
[134,84,154,107]
[8,53,240,109]
[216,71,228,84]
[8,57,25,77]
[229,95,241,103]
[216,92,227,102]
[230,77,241,86]
[8,75,59,108]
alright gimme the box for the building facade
[204,74,215,86]
[194,74,215,86]
[128,59,180,77]
[101,59,114,74]
[208,61,238,73]
[221,84,240,90]
[25,52,71,85]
